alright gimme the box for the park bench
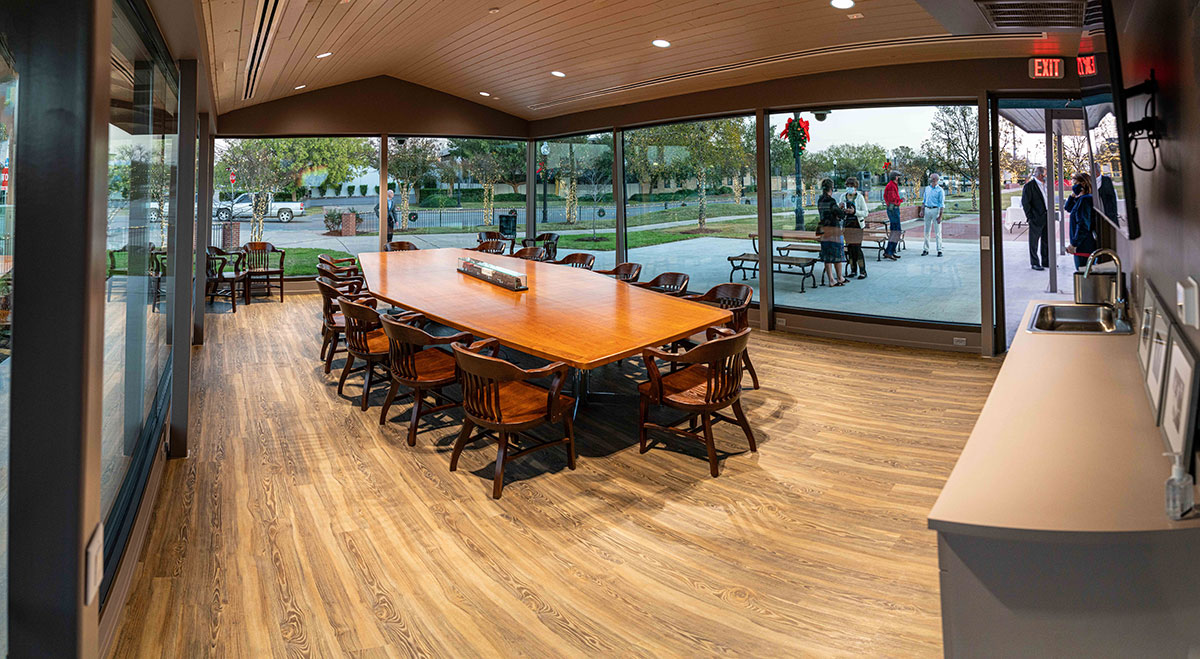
[728,232,818,292]
[864,204,924,254]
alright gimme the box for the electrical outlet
[953,337,967,346]
[777,317,786,327]
[85,523,103,605]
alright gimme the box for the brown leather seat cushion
[638,364,710,406]
[495,380,574,424]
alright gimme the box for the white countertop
[928,301,1200,540]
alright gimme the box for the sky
[769,106,1052,167]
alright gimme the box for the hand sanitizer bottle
[1165,452,1195,521]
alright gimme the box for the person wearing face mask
[1064,172,1097,268]
[841,176,870,279]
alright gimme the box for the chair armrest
[521,362,569,418]
[465,337,502,357]
[328,256,357,265]
[679,293,704,301]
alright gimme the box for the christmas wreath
[780,117,811,155]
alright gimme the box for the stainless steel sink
[1027,304,1133,334]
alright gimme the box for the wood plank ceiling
[200,0,1079,120]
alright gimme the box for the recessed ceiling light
[830,0,854,9]
[316,52,333,59]
[488,7,500,13]
[551,71,566,77]
[294,84,306,90]
[848,12,864,19]
[652,39,671,48]
[479,91,491,96]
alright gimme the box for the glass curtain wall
[210,137,378,276]
[622,116,758,296]
[768,106,981,324]
[389,137,527,250]
[0,39,15,657]
[534,133,614,269]
[102,0,178,596]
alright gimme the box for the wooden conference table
[358,248,731,407]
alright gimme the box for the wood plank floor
[108,294,1001,658]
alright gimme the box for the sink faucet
[1084,248,1125,322]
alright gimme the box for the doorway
[990,98,1084,349]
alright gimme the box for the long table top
[358,248,731,369]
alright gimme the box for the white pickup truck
[214,192,306,223]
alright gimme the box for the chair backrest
[512,246,546,261]
[205,246,243,278]
[473,240,507,254]
[678,327,750,405]
[242,241,278,270]
[318,253,355,268]
[316,279,347,326]
[607,262,642,282]
[534,232,560,243]
[477,231,503,242]
[697,283,752,330]
[379,313,456,381]
[555,253,595,269]
[452,339,544,425]
[647,272,689,294]
[336,297,382,354]
[385,241,419,252]
[316,263,359,283]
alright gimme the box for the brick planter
[220,221,239,251]
[340,212,356,237]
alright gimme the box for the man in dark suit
[1093,164,1119,224]
[1021,166,1049,271]
[375,189,397,242]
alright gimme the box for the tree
[997,116,1030,184]
[463,152,503,224]
[624,125,673,195]
[890,144,935,199]
[660,118,745,227]
[387,137,438,230]
[821,143,887,185]
[433,157,460,198]
[446,138,525,194]
[215,137,374,240]
[927,106,980,209]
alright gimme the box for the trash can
[498,212,518,241]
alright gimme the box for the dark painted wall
[530,58,1079,136]
[217,75,530,138]
[1115,0,1200,348]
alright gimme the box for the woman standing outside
[841,176,870,279]
[1065,172,1097,268]
[817,178,848,286]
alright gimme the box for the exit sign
[1077,54,1098,77]
[1028,57,1064,79]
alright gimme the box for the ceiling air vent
[973,0,1085,29]
[242,0,283,101]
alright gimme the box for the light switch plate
[1177,277,1199,329]
[979,236,990,250]
[85,523,103,605]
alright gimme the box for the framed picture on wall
[1160,328,1199,467]
[1139,281,1159,373]
[1145,305,1172,424]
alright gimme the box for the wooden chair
[477,230,513,253]
[385,241,419,252]
[316,263,365,291]
[149,248,169,311]
[316,278,373,373]
[318,253,359,275]
[450,338,576,499]
[512,246,546,261]
[596,262,642,282]
[336,296,390,411]
[638,327,756,477]
[522,232,560,260]
[205,246,249,312]
[553,253,595,270]
[242,241,286,302]
[473,240,508,255]
[105,243,153,301]
[632,272,689,296]
[679,283,759,389]
[378,313,473,445]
